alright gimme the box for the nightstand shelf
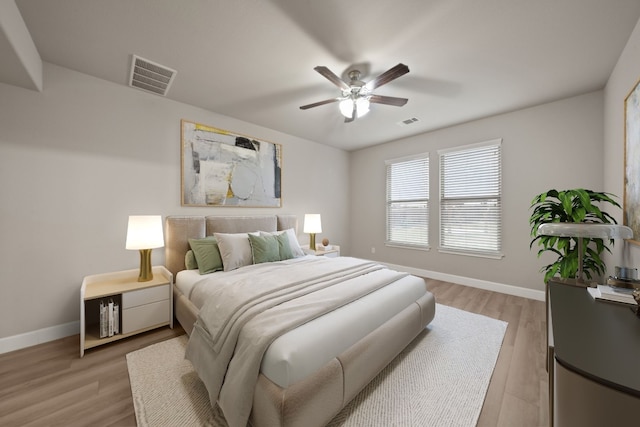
[80,266,173,357]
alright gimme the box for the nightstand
[80,266,173,357]
[302,244,340,258]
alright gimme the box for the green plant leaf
[573,207,586,222]
[559,191,573,216]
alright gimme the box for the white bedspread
[185,256,411,427]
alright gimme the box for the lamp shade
[126,215,164,250]
[537,223,633,239]
[303,214,322,234]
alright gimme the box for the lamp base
[138,249,153,282]
[309,233,316,252]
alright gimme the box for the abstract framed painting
[624,79,640,244]
[181,120,282,207]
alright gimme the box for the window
[439,139,502,258]
[385,153,429,248]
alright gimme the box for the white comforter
[185,256,409,427]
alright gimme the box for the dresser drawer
[122,284,170,309]
[122,299,170,334]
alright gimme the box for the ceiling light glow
[339,98,370,118]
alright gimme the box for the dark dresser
[548,280,640,426]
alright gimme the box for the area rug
[126,304,507,427]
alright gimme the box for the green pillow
[188,237,223,274]
[276,232,294,260]
[249,234,280,264]
[185,250,198,270]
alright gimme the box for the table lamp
[537,223,632,283]
[126,215,164,282]
[303,214,322,251]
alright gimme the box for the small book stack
[587,285,636,305]
[99,298,120,338]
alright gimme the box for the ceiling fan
[300,63,410,123]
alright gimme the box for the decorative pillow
[261,228,304,258]
[214,232,255,272]
[276,232,294,260]
[185,250,198,270]
[249,234,281,264]
[188,237,223,274]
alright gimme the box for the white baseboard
[0,320,79,355]
[382,262,545,302]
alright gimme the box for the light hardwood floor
[0,280,548,427]
[427,280,549,427]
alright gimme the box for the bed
[165,215,436,427]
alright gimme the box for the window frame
[438,139,504,259]
[385,152,430,250]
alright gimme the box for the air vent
[129,55,177,96]
[397,117,419,126]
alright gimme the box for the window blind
[385,154,429,248]
[439,140,502,257]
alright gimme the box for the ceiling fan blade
[366,63,410,90]
[299,98,341,110]
[368,94,408,107]
[314,66,350,91]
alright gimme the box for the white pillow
[261,228,305,258]
[214,232,257,271]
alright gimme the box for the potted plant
[529,188,622,283]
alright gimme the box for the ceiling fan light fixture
[339,97,370,118]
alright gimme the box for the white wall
[349,91,605,293]
[604,16,640,271]
[0,63,350,345]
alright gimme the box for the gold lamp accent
[126,215,164,282]
[304,214,322,252]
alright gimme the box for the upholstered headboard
[164,215,298,277]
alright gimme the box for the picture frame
[181,120,282,207]
[624,79,640,244]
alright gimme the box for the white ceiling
[4,0,640,151]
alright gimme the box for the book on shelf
[99,300,108,338]
[108,299,114,337]
[98,298,120,338]
[113,301,119,335]
[587,284,636,305]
